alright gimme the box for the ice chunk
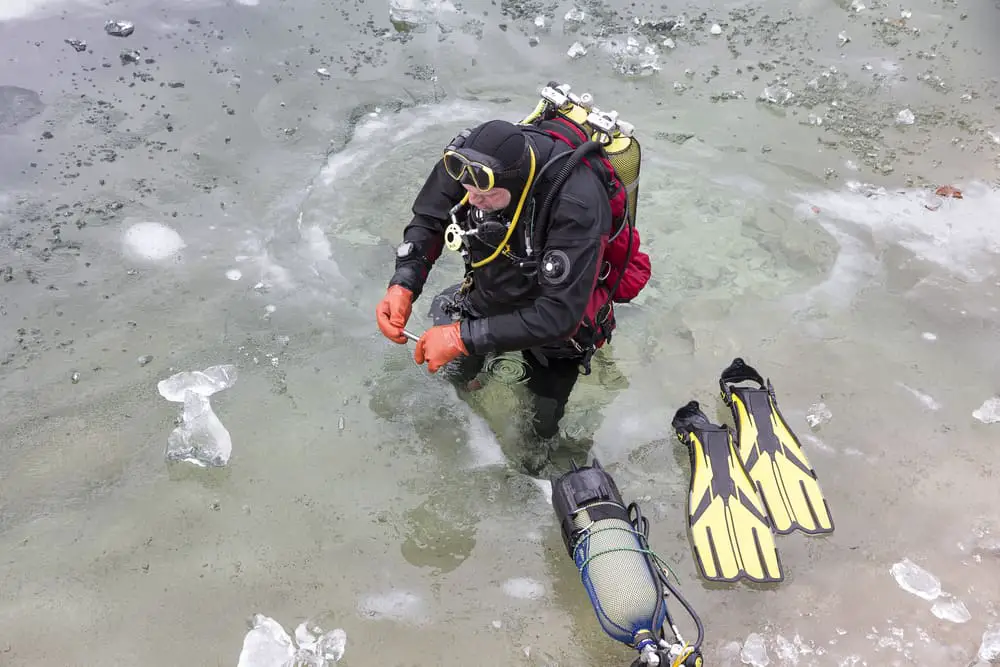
[567,41,587,58]
[758,85,793,105]
[896,108,915,125]
[980,625,1000,662]
[890,558,941,601]
[389,0,455,32]
[104,20,135,37]
[741,632,769,666]
[237,614,295,667]
[227,269,243,281]
[774,635,798,664]
[598,35,660,76]
[710,23,722,34]
[157,364,238,402]
[972,397,1000,424]
[931,594,970,623]
[166,391,233,467]
[805,402,832,428]
[294,621,347,664]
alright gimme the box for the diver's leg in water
[519,352,582,473]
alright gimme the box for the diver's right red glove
[376,285,413,344]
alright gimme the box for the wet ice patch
[237,613,346,666]
[896,382,941,411]
[319,100,488,188]
[463,408,506,469]
[122,221,186,262]
[502,577,546,600]
[800,182,1000,281]
[357,590,422,622]
[0,86,44,131]
[532,478,553,505]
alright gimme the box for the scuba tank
[521,81,643,228]
[552,460,705,667]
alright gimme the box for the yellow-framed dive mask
[442,147,522,193]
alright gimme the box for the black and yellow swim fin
[672,401,784,584]
[719,358,834,536]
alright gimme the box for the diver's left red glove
[414,321,468,373]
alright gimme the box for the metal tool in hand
[402,328,421,343]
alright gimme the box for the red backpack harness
[531,116,652,372]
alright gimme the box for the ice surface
[157,364,238,402]
[896,382,941,410]
[166,391,233,467]
[502,578,546,600]
[889,558,941,600]
[357,591,422,622]
[122,222,185,261]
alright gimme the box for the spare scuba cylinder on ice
[551,460,705,667]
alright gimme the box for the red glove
[414,321,468,373]
[376,285,413,344]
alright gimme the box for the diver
[375,83,651,471]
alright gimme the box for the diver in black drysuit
[375,119,612,466]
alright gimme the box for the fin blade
[676,403,783,584]
[724,373,835,536]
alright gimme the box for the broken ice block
[238,614,295,667]
[157,364,237,402]
[166,391,233,467]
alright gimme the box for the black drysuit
[389,129,613,439]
